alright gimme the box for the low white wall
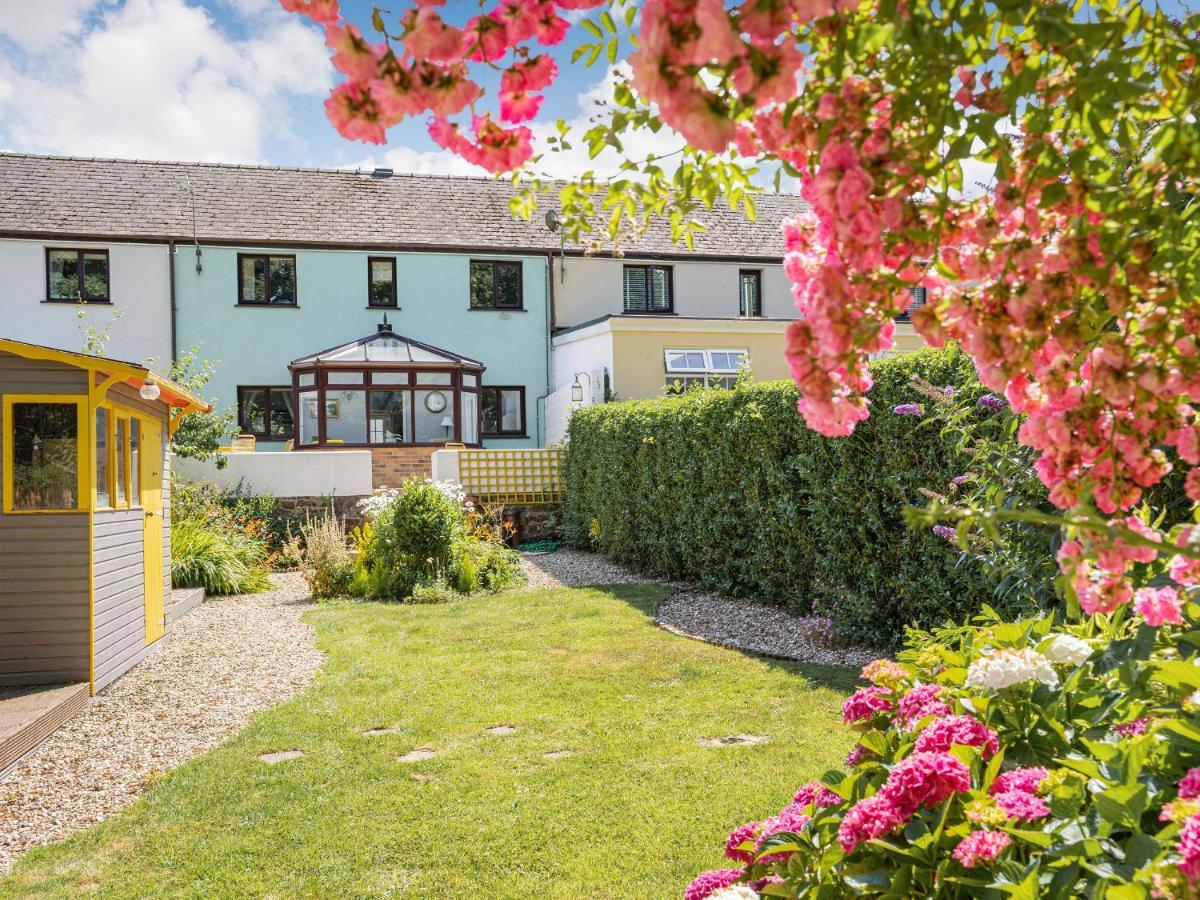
[172,450,374,497]
[430,449,460,484]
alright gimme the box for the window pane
[470,261,494,308]
[298,373,316,387]
[96,407,109,508]
[268,257,296,304]
[130,419,140,502]
[739,271,761,316]
[496,262,521,307]
[369,391,408,443]
[327,371,364,385]
[115,418,128,506]
[623,267,647,311]
[500,390,522,432]
[482,388,521,435]
[48,250,80,300]
[461,391,479,444]
[298,391,319,444]
[369,259,395,306]
[482,389,499,434]
[324,391,367,444]
[414,391,452,442]
[12,402,78,510]
[649,267,670,310]
[268,391,294,437]
[83,252,109,300]
[416,372,451,385]
[240,388,266,435]
[372,372,409,385]
[240,256,266,303]
[462,373,478,388]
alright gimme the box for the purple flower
[893,403,924,416]
[950,474,973,488]
[943,385,956,397]
[933,525,957,542]
[977,394,1006,412]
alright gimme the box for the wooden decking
[0,682,89,779]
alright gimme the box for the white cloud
[0,0,107,50]
[0,0,331,162]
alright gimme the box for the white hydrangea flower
[709,888,759,900]
[965,647,1059,690]
[1043,634,1093,666]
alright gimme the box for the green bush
[170,517,272,596]
[563,346,1047,647]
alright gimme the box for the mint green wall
[174,246,551,448]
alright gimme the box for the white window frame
[663,348,749,389]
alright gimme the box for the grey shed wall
[0,350,91,686]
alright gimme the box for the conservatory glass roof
[290,321,484,369]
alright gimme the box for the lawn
[2,585,855,899]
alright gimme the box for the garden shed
[0,338,209,773]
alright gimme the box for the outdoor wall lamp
[571,371,591,404]
[139,379,161,402]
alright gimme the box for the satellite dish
[545,210,561,233]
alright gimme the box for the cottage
[0,338,209,774]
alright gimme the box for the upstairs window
[739,270,762,316]
[664,348,747,392]
[623,265,672,313]
[481,386,525,436]
[897,286,927,322]
[238,254,297,306]
[470,260,523,309]
[237,386,295,439]
[368,257,397,307]
[47,248,109,302]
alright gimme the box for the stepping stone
[362,726,403,736]
[543,749,575,759]
[698,734,770,747]
[258,750,304,764]
[398,748,437,763]
[547,647,568,655]
[410,773,431,783]
[487,724,518,736]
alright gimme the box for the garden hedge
[563,346,1045,648]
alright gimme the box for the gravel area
[0,573,322,873]
[521,550,877,669]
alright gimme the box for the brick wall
[370,446,438,489]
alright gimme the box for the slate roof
[0,153,803,260]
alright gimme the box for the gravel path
[0,573,322,874]
[521,550,877,669]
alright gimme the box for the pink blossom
[324,81,387,143]
[845,743,875,767]
[279,0,340,25]
[842,685,893,724]
[914,715,999,758]
[1134,585,1184,627]
[993,789,1050,821]
[837,794,906,853]
[1114,717,1153,737]
[1180,768,1200,800]
[724,821,760,863]
[1181,815,1200,883]
[990,767,1047,796]
[756,803,810,862]
[498,90,543,123]
[325,23,381,81]
[684,869,744,900]
[401,7,467,63]
[793,780,842,808]
[860,659,907,685]
[880,751,972,816]
[897,684,952,729]
[952,830,1011,867]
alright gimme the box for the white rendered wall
[173,450,374,497]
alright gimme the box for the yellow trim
[1,394,90,514]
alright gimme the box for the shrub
[301,509,355,600]
[170,517,271,596]
[564,346,1046,646]
[409,577,463,605]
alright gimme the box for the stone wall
[472,502,562,544]
[370,446,438,489]
[276,495,369,532]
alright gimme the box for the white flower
[709,888,759,900]
[965,647,1059,691]
[1043,634,1093,666]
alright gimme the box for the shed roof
[0,153,804,260]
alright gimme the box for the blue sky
[0,0,658,176]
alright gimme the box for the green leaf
[1094,783,1148,828]
[581,18,603,38]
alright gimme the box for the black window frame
[45,247,110,303]
[738,269,763,317]
[367,256,398,308]
[236,253,298,307]
[469,259,524,310]
[622,264,674,314]
[237,385,296,439]
[480,385,527,437]
[896,286,927,322]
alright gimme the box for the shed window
[470,260,523,309]
[623,265,672,313]
[739,270,762,316]
[238,254,297,306]
[130,419,141,502]
[5,400,83,511]
[237,387,295,439]
[368,257,397,307]
[481,386,525,436]
[47,248,109,302]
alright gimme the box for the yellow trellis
[457,447,563,504]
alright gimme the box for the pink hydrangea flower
[1114,717,1153,737]
[684,869,744,900]
[843,686,893,724]
[792,781,843,808]
[952,830,1012,867]
[724,821,760,863]
[897,684,952,729]
[993,789,1050,821]
[880,751,972,816]
[990,767,1048,796]
[914,715,999,758]
[756,803,811,862]
[837,794,906,853]
[1180,814,1200,883]
[1133,585,1184,627]
[845,743,876,767]
[1181,768,1200,800]
[860,659,908,685]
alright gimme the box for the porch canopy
[289,320,485,448]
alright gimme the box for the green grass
[2,585,856,899]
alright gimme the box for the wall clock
[424,391,448,414]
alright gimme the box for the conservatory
[288,320,485,448]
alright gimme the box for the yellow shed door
[141,422,165,644]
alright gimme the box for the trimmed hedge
[563,346,1046,648]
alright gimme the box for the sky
[0,0,677,178]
